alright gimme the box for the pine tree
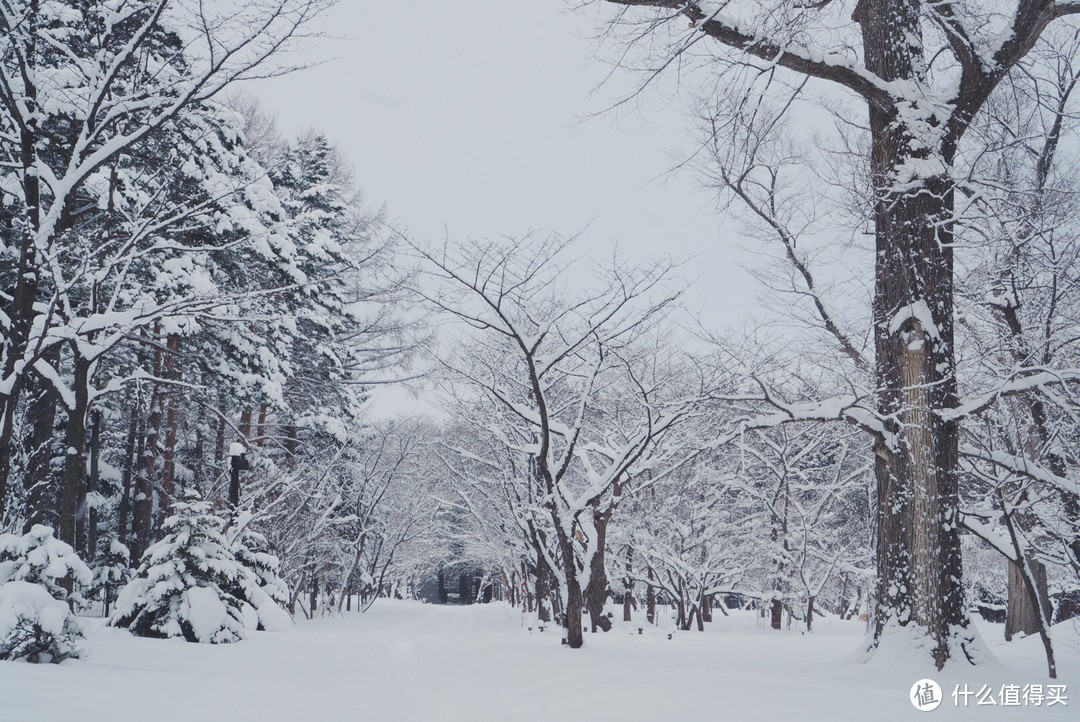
[110,494,260,644]
[0,525,90,662]
[228,517,293,632]
[89,539,133,618]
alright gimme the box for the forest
[3,1,1080,718]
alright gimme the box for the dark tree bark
[437,568,448,604]
[535,561,551,622]
[458,571,470,605]
[87,411,101,558]
[553,525,586,647]
[132,387,162,563]
[837,573,851,620]
[117,404,139,546]
[214,390,226,469]
[646,583,655,625]
[58,349,91,547]
[191,405,205,494]
[22,356,59,532]
[255,404,268,447]
[585,507,612,632]
[159,335,180,516]
[0,17,42,518]
[770,597,783,631]
[859,0,967,668]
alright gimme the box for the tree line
[2,0,1080,679]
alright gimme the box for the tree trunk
[214,390,226,469]
[552,522,585,647]
[132,387,162,563]
[86,411,101,558]
[159,335,180,512]
[58,350,91,548]
[859,0,967,669]
[191,406,205,494]
[702,594,712,623]
[837,573,851,620]
[807,595,816,633]
[0,59,44,522]
[770,597,783,631]
[239,409,252,441]
[563,573,584,648]
[117,405,139,546]
[285,424,298,467]
[255,404,268,447]
[535,559,552,622]
[1005,556,1052,640]
[585,510,611,632]
[22,358,59,532]
[646,584,655,625]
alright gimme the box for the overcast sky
[251,1,756,413]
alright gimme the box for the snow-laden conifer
[89,540,133,617]
[228,517,293,632]
[111,494,261,644]
[0,526,91,662]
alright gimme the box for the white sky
[251,1,758,415]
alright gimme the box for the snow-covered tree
[89,539,132,618]
[110,493,287,643]
[600,0,1080,669]
[414,233,706,647]
[0,525,91,662]
[0,0,334,533]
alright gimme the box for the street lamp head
[229,442,250,472]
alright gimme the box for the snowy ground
[2,601,1079,721]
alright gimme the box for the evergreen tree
[228,518,293,632]
[111,494,261,644]
[0,525,91,662]
[89,539,133,617]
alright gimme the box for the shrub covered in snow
[110,494,290,643]
[0,525,93,601]
[0,582,84,663]
[0,526,91,663]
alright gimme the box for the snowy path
[2,601,1078,721]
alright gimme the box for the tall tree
[603,0,1080,668]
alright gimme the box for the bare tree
[601,0,1080,668]
[412,232,704,647]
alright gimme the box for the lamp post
[228,442,249,508]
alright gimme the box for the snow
[2,600,1077,720]
[0,582,74,638]
[888,299,941,343]
[0,581,84,662]
[182,587,234,644]
[229,442,247,457]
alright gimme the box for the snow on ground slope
[1,601,1078,721]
